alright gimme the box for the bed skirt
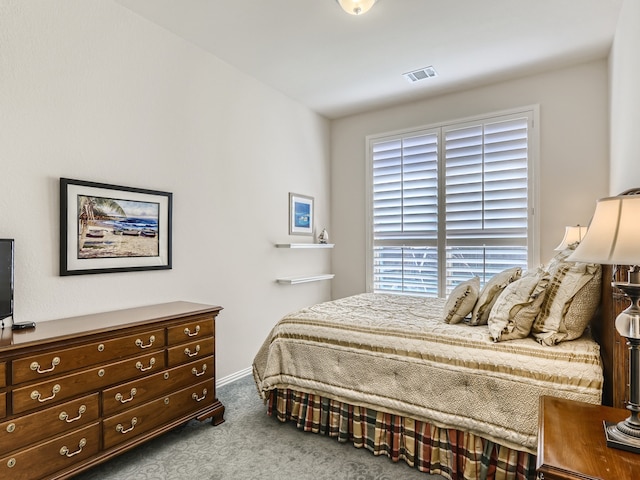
[267,388,536,480]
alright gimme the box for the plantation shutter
[372,132,439,295]
[444,117,529,240]
[370,111,533,297]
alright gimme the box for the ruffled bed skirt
[267,388,536,480]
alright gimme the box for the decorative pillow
[544,247,576,276]
[470,267,522,326]
[488,272,549,342]
[532,262,601,346]
[443,277,480,324]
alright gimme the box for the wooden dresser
[0,301,224,480]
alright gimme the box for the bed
[253,257,618,480]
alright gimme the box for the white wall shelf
[276,274,335,285]
[275,243,334,284]
[275,243,334,249]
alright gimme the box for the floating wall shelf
[276,274,335,285]
[275,243,334,284]
[275,243,334,249]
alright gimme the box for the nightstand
[537,396,640,480]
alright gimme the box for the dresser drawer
[0,393,5,420]
[0,362,6,387]
[12,328,165,384]
[167,337,214,367]
[12,352,164,414]
[103,378,214,449]
[0,421,100,480]
[0,393,99,454]
[167,315,214,345]
[103,356,214,416]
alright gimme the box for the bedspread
[253,293,603,454]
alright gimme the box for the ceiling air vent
[403,66,438,83]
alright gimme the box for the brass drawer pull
[115,388,137,404]
[135,335,156,349]
[135,358,156,372]
[116,417,137,434]
[6,423,15,433]
[191,364,207,377]
[7,458,16,468]
[31,384,61,403]
[60,437,87,457]
[192,388,208,402]
[30,357,61,374]
[184,325,200,337]
[59,404,87,423]
[184,345,201,358]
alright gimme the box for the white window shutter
[370,111,532,297]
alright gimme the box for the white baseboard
[216,366,252,388]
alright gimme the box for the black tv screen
[0,239,14,320]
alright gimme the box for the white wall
[0,0,331,379]
[331,61,610,299]
[609,0,640,194]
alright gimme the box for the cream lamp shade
[336,0,378,15]
[554,225,588,251]
[567,195,640,267]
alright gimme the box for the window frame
[365,106,540,296]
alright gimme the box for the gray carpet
[74,374,446,480]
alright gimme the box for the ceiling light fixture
[336,0,378,16]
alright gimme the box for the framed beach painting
[289,193,314,236]
[60,178,172,275]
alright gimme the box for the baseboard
[216,366,252,388]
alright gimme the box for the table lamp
[568,191,640,453]
[554,225,588,251]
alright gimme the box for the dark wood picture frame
[60,178,172,276]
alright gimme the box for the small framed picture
[60,178,172,275]
[289,193,314,236]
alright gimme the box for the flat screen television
[0,239,14,322]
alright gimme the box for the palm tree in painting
[78,196,126,250]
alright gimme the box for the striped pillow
[531,262,601,345]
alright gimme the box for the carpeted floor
[74,374,446,480]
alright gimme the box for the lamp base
[604,420,640,454]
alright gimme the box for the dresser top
[0,301,222,352]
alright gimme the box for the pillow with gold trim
[470,267,522,326]
[488,272,549,342]
[443,277,480,324]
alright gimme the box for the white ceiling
[115,0,623,119]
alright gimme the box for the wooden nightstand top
[537,396,640,480]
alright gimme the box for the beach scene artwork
[294,201,311,229]
[77,195,160,259]
[289,192,314,235]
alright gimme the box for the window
[367,108,537,297]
